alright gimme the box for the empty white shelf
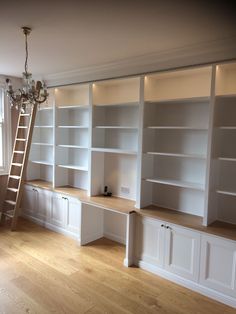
[147,126,208,130]
[32,143,53,146]
[218,157,236,162]
[216,190,236,197]
[57,164,88,171]
[94,126,138,129]
[92,148,137,155]
[38,107,53,111]
[145,96,210,105]
[34,125,54,128]
[57,145,88,149]
[57,126,89,129]
[145,152,206,159]
[93,101,139,107]
[145,178,205,191]
[57,105,89,109]
[217,126,236,130]
[29,160,53,166]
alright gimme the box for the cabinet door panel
[164,225,200,282]
[135,217,165,267]
[66,198,81,234]
[51,194,66,228]
[22,186,37,217]
[200,235,236,297]
[37,189,52,221]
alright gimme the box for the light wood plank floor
[0,218,234,314]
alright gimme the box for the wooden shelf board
[147,126,208,130]
[92,147,137,155]
[145,152,206,159]
[137,206,236,241]
[57,164,88,171]
[29,160,53,166]
[216,190,236,197]
[145,178,205,191]
[145,96,210,105]
[24,181,236,239]
[57,145,88,149]
[93,101,139,107]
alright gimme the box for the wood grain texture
[25,180,236,240]
[0,218,235,314]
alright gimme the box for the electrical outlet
[121,186,130,194]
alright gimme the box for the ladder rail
[1,103,38,230]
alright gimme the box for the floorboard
[0,218,234,314]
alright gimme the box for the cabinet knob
[166,226,172,230]
[161,224,165,228]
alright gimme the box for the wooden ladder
[0,103,38,230]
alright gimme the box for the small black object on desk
[103,186,112,197]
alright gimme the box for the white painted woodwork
[164,224,201,282]
[22,185,37,217]
[36,188,51,221]
[64,196,81,234]
[51,193,67,228]
[200,234,236,298]
[135,216,165,267]
[215,63,236,96]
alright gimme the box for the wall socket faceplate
[121,186,130,194]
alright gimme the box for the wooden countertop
[137,205,236,241]
[25,180,135,215]
[25,180,236,241]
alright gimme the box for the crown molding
[44,36,236,87]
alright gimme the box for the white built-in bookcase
[26,61,236,227]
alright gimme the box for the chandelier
[6,27,48,111]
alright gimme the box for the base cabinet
[135,216,200,282]
[164,224,200,282]
[200,235,236,298]
[22,185,81,239]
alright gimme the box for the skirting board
[104,231,126,245]
[135,259,236,309]
[21,214,80,242]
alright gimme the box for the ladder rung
[14,150,25,154]
[5,200,16,206]
[12,163,22,167]
[16,138,27,141]
[18,126,28,129]
[2,210,14,218]
[20,113,30,116]
[9,175,21,180]
[7,188,18,193]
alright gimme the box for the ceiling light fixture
[6,27,48,112]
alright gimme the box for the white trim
[44,36,236,87]
[135,260,236,309]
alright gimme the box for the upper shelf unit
[55,83,90,107]
[93,77,140,105]
[144,66,212,102]
[216,62,236,96]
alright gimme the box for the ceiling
[0,0,236,81]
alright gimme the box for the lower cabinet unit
[164,224,200,282]
[135,216,200,282]
[22,185,81,239]
[200,234,236,298]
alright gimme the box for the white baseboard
[21,214,80,241]
[135,260,236,309]
[80,231,104,246]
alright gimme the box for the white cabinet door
[65,196,81,234]
[164,224,200,282]
[37,188,52,221]
[200,235,236,298]
[51,193,67,228]
[22,185,37,217]
[135,216,165,267]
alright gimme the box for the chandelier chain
[24,31,29,75]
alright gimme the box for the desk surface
[25,180,236,241]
